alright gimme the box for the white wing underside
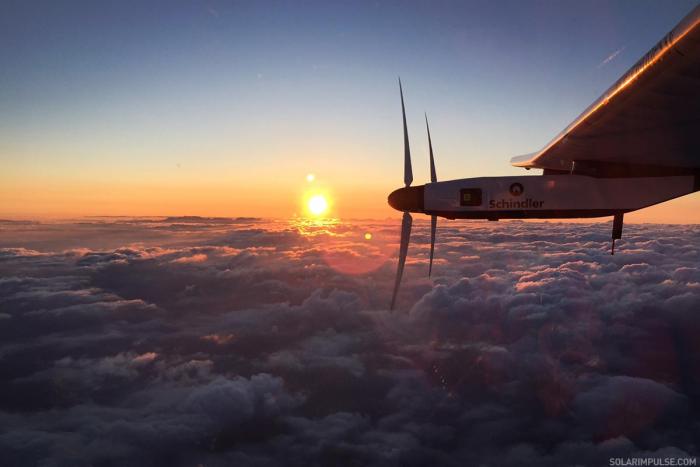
[511,5,700,174]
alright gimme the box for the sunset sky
[2,0,700,222]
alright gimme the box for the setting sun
[307,195,329,216]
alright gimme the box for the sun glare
[307,195,329,216]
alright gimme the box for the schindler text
[489,198,544,209]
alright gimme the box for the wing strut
[611,213,624,255]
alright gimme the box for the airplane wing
[511,5,700,177]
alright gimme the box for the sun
[307,195,329,216]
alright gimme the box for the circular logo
[509,182,524,197]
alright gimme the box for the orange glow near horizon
[2,168,700,223]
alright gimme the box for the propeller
[425,113,437,277]
[429,214,437,277]
[390,78,414,310]
[390,211,412,310]
[426,113,436,183]
[400,78,413,187]
[389,81,441,308]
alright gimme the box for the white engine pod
[423,175,696,217]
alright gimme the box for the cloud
[171,253,208,264]
[0,218,699,465]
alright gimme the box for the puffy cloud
[0,218,699,466]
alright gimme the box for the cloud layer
[1,217,699,466]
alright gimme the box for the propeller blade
[429,214,437,277]
[399,78,413,187]
[425,113,437,183]
[390,211,413,310]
